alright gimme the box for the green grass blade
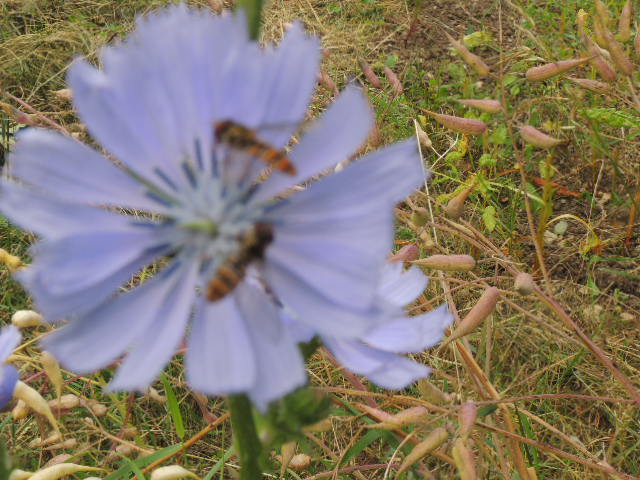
[161,372,185,440]
[102,443,183,480]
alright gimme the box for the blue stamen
[194,139,204,171]
[153,167,179,191]
[181,160,198,188]
[145,190,174,207]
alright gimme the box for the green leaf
[463,31,493,48]
[445,151,465,164]
[583,107,640,129]
[203,447,235,480]
[385,54,398,68]
[160,373,185,440]
[103,444,183,480]
[478,153,497,168]
[489,125,508,145]
[341,429,388,465]
[482,205,497,232]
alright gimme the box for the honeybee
[214,120,297,175]
[206,222,274,302]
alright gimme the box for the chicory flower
[0,325,20,408]
[1,5,423,409]
[281,262,452,389]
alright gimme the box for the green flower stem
[237,0,265,40]
[228,394,262,480]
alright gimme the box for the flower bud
[514,272,536,295]
[617,0,632,43]
[446,287,500,344]
[446,32,490,77]
[519,125,563,148]
[384,66,404,96]
[421,109,487,135]
[358,58,381,88]
[525,58,591,81]
[413,254,476,272]
[455,98,503,114]
[11,310,45,328]
[389,244,420,263]
[396,427,448,476]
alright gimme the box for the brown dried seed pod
[421,109,487,135]
[455,98,504,114]
[396,427,449,476]
[445,184,475,219]
[446,287,500,343]
[415,122,432,149]
[452,438,477,480]
[593,17,609,48]
[594,0,611,28]
[413,254,476,272]
[316,70,338,96]
[41,351,63,399]
[368,406,429,429]
[458,402,477,439]
[411,207,430,227]
[289,454,312,471]
[383,66,404,96]
[584,37,617,81]
[358,58,381,88]
[11,310,45,328]
[52,89,73,102]
[603,28,634,75]
[417,379,454,405]
[567,77,611,93]
[618,0,632,43]
[519,125,563,148]
[445,32,490,77]
[525,57,591,81]
[150,465,198,480]
[389,243,420,263]
[48,394,80,410]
